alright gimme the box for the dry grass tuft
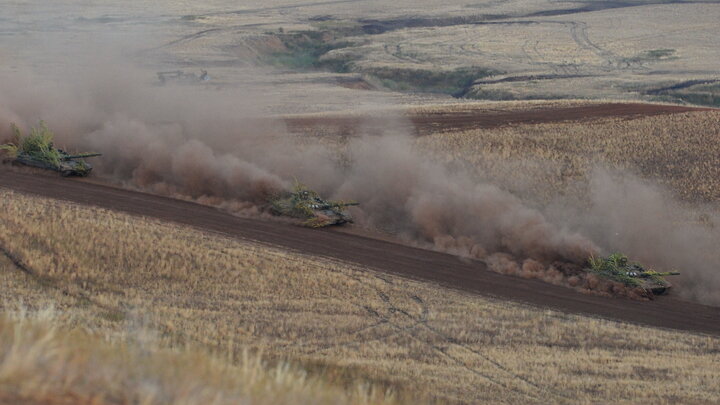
[0,311,397,405]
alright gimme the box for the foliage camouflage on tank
[586,253,680,295]
[269,181,359,227]
[0,122,101,177]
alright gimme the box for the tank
[157,70,210,85]
[1,122,101,177]
[269,181,359,227]
[586,253,680,295]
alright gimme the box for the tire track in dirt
[156,28,224,50]
[0,240,129,327]
[415,314,573,402]
[347,280,570,402]
[567,21,616,68]
[300,273,427,356]
[338,276,544,403]
[470,20,629,74]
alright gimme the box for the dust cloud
[0,70,596,258]
[336,133,598,263]
[0,68,631,299]
[0,25,717,305]
[0,65,602,280]
[552,169,720,305]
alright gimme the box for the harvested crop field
[3,1,720,403]
[286,101,720,205]
[1,190,719,404]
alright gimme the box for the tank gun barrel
[61,153,102,160]
[330,201,359,208]
[638,271,681,278]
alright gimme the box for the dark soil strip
[0,243,33,276]
[355,1,716,35]
[1,169,719,335]
[285,103,713,136]
[646,79,720,95]
[472,74,593,85]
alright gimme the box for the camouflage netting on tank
[269,180,358,227]
[0,121,62,166]
[587,253,675,287]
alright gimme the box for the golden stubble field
[0,313,398,405]
[1,190,719,404]
[3,1,720,404]
[416,107,720,205]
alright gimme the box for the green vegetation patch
[662,92,720,107]
[366,66,498,96]
[261,27,498,95]
[463,87,567,101]
[180,15,207,21]
[650,81,720,107]
[587,253,676,288]
[645,49,676,59]
[1,121,61,166]
[264,30,356,71]
[621,48,678,65]
[310,19,363,33]
[587,253,643,287]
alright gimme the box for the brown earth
[0,394,92,405]
[1,168,719,335]
[284,102,711,136]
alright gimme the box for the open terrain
[4,0,720,112]
[2,189,719,404]
[3,1,720,404]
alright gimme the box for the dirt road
[2,169,718,335]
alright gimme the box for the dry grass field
[165,1,720,105]
[2,189,719,404]
[0,313,397,405]
[284,102,720,207]
[4,0,720,113]
[416,107,720,205]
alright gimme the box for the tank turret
[1,122,101,177]
[61,153,103,160]
[586,253,680,295]
[269,181,359,227]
